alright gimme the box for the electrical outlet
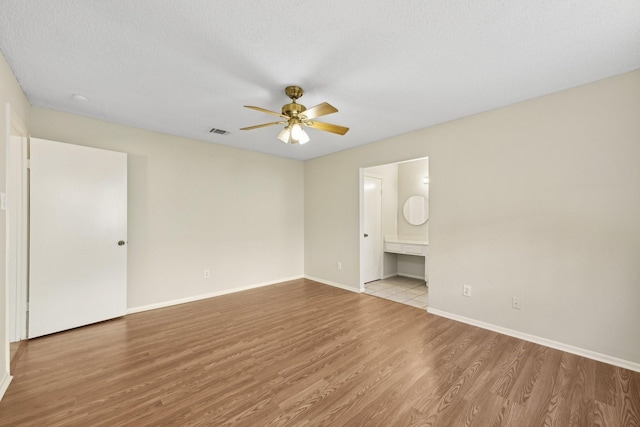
[337,262,342,271]
[204,269,210,279]
[463,284,471,297]
[512,297,521,310]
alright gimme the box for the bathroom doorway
[360,157,429,309]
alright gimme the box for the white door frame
[5,103,29,343]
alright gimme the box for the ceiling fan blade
[240,121,286,131]
[244,105,288,119]
[299,102,338,120]
[304,121,349,135]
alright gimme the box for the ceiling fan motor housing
[282,86,306,117]
[282,102,306,118]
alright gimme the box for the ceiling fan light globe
[291,124,310,144]
[291,123,303,138]
[277,127,291,144]
[298,129,310,144]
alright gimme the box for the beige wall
[397,158,429,240]
[30,108,305,309]
[305,70,640,365]
[1,52,31,391]
[397,159,429,278]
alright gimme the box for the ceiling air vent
[209,128,230,135]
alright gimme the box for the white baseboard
[304,276,361,293]
[428,308,640,373]
[0,372,12,402]
[127,275,304,314]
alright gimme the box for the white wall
[305,70,640,367]
[0,52,31,397]
[29,108,304,310]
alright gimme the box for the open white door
[363,175,382,283]
[28,138,127,338]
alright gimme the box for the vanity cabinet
[383,241,428,256]
[383,238,428,281]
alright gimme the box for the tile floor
[364,276,428,309]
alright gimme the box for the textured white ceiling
[1,1,639,160]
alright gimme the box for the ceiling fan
[240,86,349,145]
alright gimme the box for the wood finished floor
[1,279,639,426]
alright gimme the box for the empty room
[1,1,639,425]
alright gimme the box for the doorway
[8,135,129,342]
[360,157,429,309]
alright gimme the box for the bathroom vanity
[383,237,429,281]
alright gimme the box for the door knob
[118,240,126,246]
[364,233,369,237]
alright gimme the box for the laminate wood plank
[338,361,428,427]
[506,344,548,405]
[610,367,640,426]
[463,385,510,427]
[298,353,407,424]
[511,348,564,426]
[1,278,639,426]
[490,399,520,427]
[595,362,618,406]
[413,332,506,424]
[490,340,535,398]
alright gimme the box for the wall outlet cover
[512,297,522,309]
[463,284,471,297]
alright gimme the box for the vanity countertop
[384,236,428,245]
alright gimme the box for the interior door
[363,176,382,283]
[29,138,127,338]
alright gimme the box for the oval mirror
[403,195,428,225]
